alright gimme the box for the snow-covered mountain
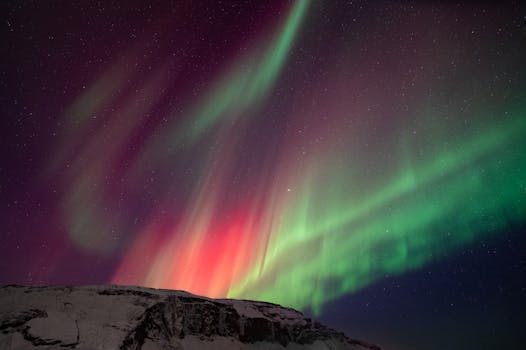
[0,285,380,350]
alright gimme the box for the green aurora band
[228,108,526,314]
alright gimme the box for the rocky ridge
[0,285,380,350]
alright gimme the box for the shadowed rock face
[0,285,380,350]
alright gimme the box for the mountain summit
[0,285,379,350]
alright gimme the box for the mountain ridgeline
[0,285,380,350]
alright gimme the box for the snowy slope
[0,285,380,350]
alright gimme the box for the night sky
[1,1,526,349]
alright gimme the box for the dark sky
[1,1,525,349]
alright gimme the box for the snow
[0,285,378,350]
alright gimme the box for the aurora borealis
[1,1,526,349]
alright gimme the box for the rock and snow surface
[0,285,380,350]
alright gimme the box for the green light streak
[245,0,309,103]
[229,110,526,314]
[182,0,309,140]
[127,0,309,186]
